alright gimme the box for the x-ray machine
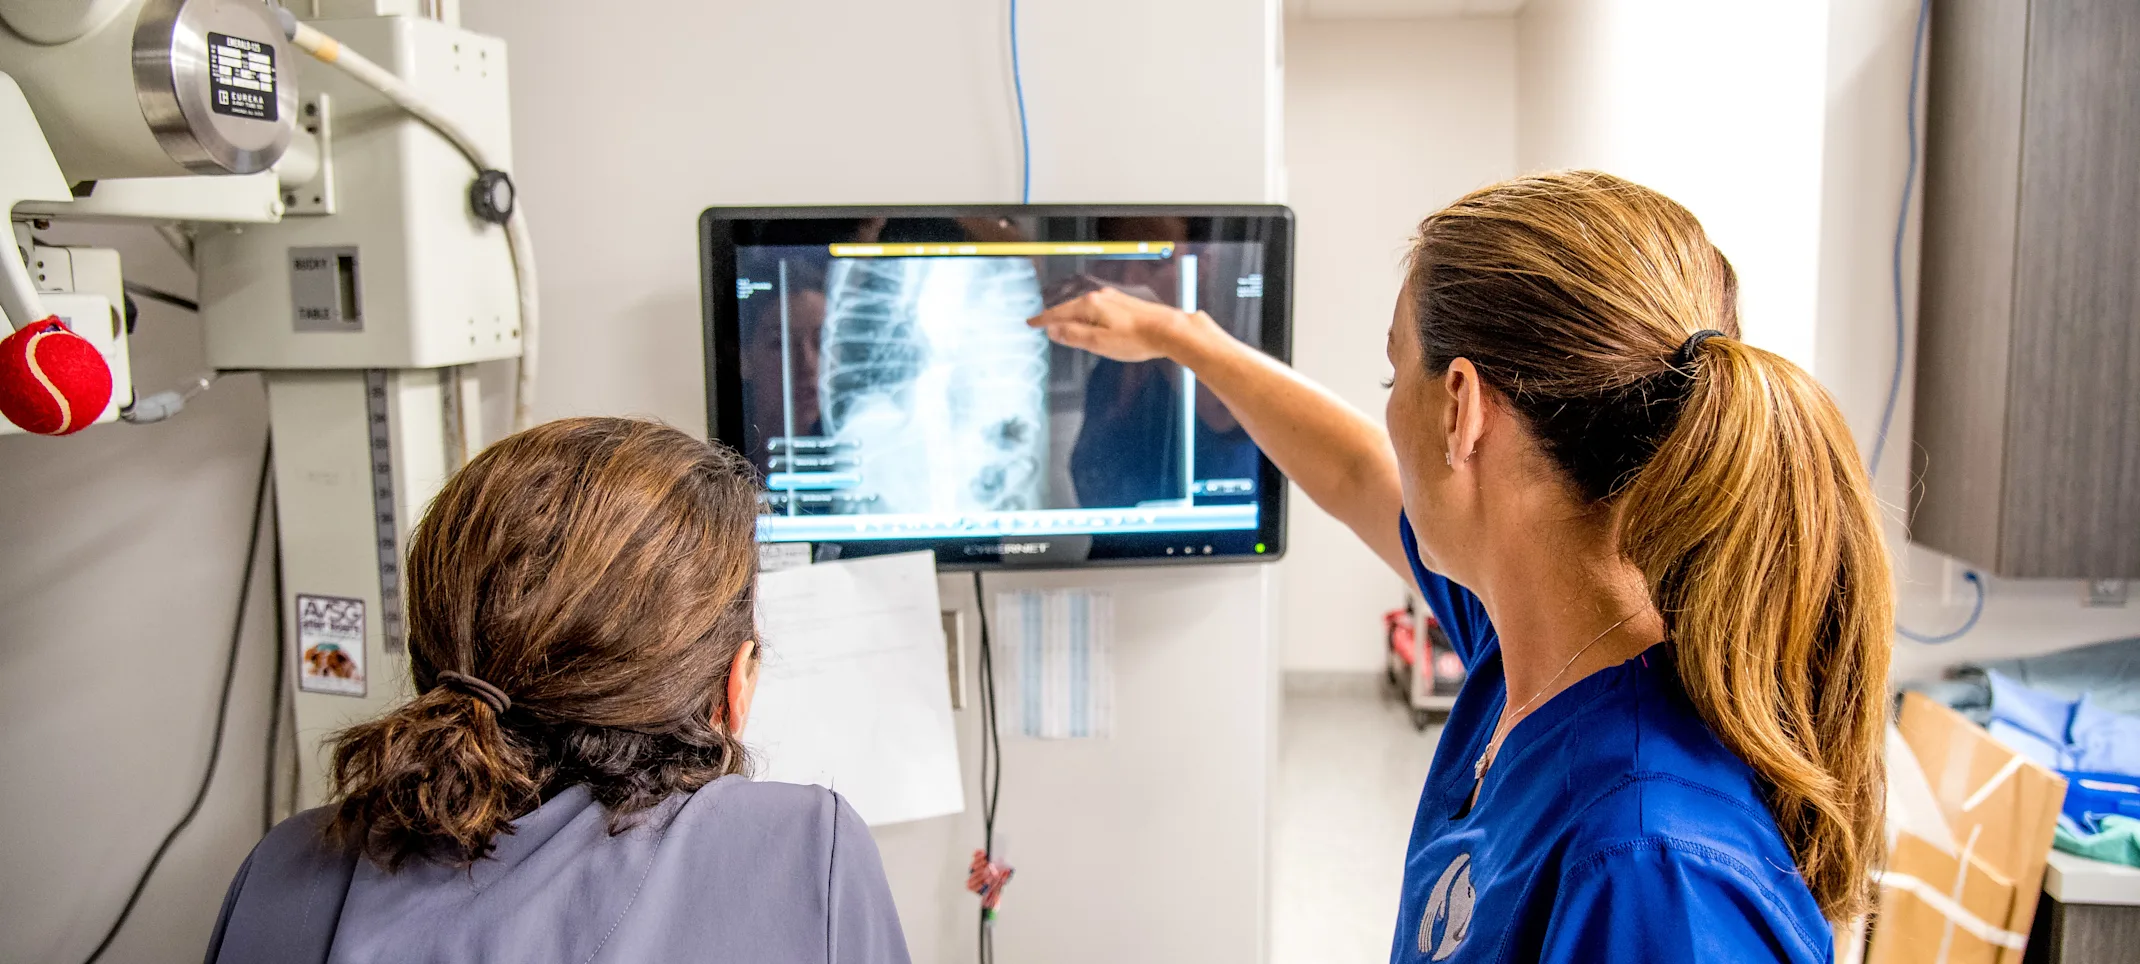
[0,0,531,810]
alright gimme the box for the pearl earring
[1445,451,1454,467]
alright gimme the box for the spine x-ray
[819,257,1048,514]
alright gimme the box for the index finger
[1027,291,1102,329]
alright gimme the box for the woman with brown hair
[205,417,909,964]
[1031,171,1888,962]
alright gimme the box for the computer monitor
[700,205,1293,569]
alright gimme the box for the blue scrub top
[1394,514,1832,963]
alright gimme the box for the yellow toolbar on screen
[828,242,1175,258]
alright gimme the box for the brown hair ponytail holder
[436,670,513,714]
[1674,329,1724,368]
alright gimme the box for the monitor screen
[701,206,1292,569]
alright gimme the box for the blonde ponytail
[1617,336,1891,920]
[1406,170,1893,920]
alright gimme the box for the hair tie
[436,670,512,714]
[1674,329,1724,368]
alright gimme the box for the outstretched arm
[1031,288,1408,577]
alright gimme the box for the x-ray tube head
[0,0,296,180]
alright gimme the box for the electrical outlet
[1941,557,1982,607]
[2086,580,2129,608]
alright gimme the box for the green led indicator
[1254,543,1267,553]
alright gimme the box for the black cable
[971,570,1004,964]
[980,582,992,959]
[263,606,282,834]
[263,491,287,835]
[122,280,200,314]
[973,570,991,964]
[81,438,273,964]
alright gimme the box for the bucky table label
[290,246,362,332]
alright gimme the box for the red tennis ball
[0,316,114,436]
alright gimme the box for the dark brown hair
[1407,171,1892,920]
[326,417,762,869]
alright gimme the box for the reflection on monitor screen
[735,238,1267,545]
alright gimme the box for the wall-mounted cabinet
[1912,0,2140,579]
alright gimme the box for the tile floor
[1273,685,1446,964]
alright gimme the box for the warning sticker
[296,593,367,696]
[208,32,277,122]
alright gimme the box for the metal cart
[1384,596,1464,731]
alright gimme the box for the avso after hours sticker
[297,593,366,696]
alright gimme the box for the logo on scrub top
[1418,852,1476,960]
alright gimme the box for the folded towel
[2054,813,2140,869]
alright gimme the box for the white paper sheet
[747,551,964,825]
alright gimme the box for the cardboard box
[1864,693,2068,964]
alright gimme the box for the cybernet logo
[1418,852,1476,960]
[964,542,1051,556]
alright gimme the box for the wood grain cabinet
[1912,0,2140,579]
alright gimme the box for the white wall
[1516,0,2140,681]
[480,2,1022,429]
[0,224,282,964]
[1518,0,1831,368]
[1278,18,1517,673]
[470,0,1282,433]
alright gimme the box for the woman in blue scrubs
[1030,171,1890,962]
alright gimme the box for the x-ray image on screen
[733,233,1269,546]
[817,256,1048,514]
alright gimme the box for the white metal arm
[281,11,543,430]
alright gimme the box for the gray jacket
[205,777,911,964]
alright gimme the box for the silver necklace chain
[1473,611,1640,784]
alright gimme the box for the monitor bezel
[699,204,1294,571]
